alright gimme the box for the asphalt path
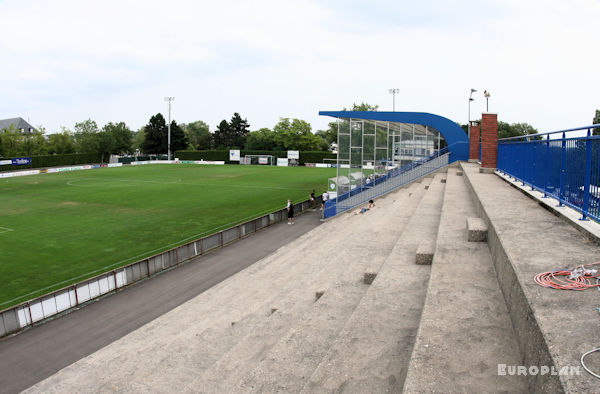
[0,209,323,393]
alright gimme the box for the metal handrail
[499,124,600,142]
[497,125,600,222]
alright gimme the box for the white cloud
[0,0,598,134]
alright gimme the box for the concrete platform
[461,162,600,393]
[403,168,527,393]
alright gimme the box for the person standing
[321,191,329,210]
[310,190,316,210]
[287,199,295,224]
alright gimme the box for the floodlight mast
[164,97,175,160]
[388,88,400,112]
[468,88,476,139]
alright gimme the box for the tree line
[0,112,336,160]
[3,105,594,160]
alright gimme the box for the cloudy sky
[1,0,598,135]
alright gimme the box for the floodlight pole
[388,88,400,112]
[484,90,490,112]
[468,88,476,139]
[164,96,175,160]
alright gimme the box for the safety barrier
[0,198,317,338]
[498,124,600,222]
[323,149,451,218]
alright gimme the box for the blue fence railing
[323,146,453,218]
[497,124,600,222]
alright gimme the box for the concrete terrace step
[301,172,446,393]
[194,180,433,392]
[25,178,429,393]
[461,162,600,393]
[402,167,527,393]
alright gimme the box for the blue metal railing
[323,145,457,218]
[497,124,600,222]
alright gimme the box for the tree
[96,131,115,163]
[103,122,133,154]
[593,109,600,136]
[315,128,337,145]
[48,129,76,154]
[183,121,211,150]
[212,120,231,149]
[349,102,379,112]
[132,127,146,153]
[272,118,328,151]
[141,113,168,154]
[0,124,48,157]
[74,119,100,154]
[22,129,47,156]
[247,128,276,150]
[0,124,22,158]
[212,113,249,149]
[497,121,539,139]
[169,120,188,153]
[229,112,250,148]
[321,102,380,148]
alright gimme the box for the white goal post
[242,155,276,165]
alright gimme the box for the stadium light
[388,88,400,112]
[468,88,477,139]
[164,97,175,160]
[484,90,491,112]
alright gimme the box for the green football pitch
[0,164,335,309]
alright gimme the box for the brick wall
[469,121,481,161]
[481,113,498,168]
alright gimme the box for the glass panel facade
[334,118,446,198]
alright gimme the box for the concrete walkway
[0,209,324,393]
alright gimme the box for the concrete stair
[402,167,527,393]
[461,162,600,393]
[25,177,433,393]
[192,179,433,393]
[300,171,446,393]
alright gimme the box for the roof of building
[0,117,36,132]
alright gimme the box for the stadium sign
[277,158,289,167]
[229,150,240,161]
[287,150,299,160]
[12,157,32,165]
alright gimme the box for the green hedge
[0,153,104,172]
[175,150,336,165]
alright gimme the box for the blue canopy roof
[319,111,469,162]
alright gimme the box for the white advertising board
[258,157,269,165]
[0,160,11,165]
[287,150,299,159]
[229,150,240,161]
[277,158,289,167]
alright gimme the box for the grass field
[0,164,335,309]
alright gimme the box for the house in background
[0,117,36,133]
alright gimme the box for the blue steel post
[521,141,526,186]
[544,134,550,198]
[530,137,535,190]
[581,129,592,220]
[559,132,566,207]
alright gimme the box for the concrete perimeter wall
[0,199,317,338]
